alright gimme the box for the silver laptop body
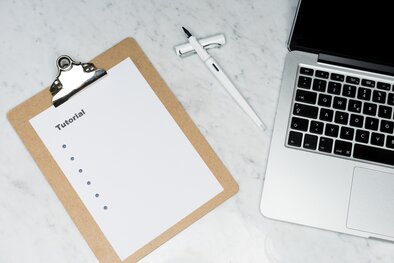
[261,0,394,241]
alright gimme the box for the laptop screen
[289,0,393,67]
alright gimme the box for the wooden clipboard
[7,38,238,262]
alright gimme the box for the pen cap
[174,34,226,57]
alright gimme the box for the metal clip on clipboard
[50,55,107,107]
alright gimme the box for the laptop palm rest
[347,167,394,238]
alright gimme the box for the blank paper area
[29,58,223,260]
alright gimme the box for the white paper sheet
[30,58,223,260]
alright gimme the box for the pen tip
[182,26,192,38]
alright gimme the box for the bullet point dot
[95,193,99,198]
[87,181,91,185]
[70,157,75,161]
[62,144,66,148]
[104,206,108,210]
[79,169,83,173]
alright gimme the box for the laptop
[261,0,394,241]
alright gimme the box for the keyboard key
[380,120,394,133]
[315,70,329,79]
[343,84,356,98]
[288,131,302,147]
[319,137,333,153]
[353,144,394,166]
[320,108,334,122]
[372,90,386,104]
[327,82,342,95]
[334,140,352,157]
[295,89,317,104]
[363,102,377,116]
[325,124,339,137]
[293,103,318,119]
[313,79,327,92]
[310,121,324,134]
[371,132,385,146]
[333,97,347,110]
[350,114,364,128]
[346,76,360,85]
[378,105,392,119]
[357,87,371,101]
[387,93,394,105]
[335,111,349,125]
[300,67,314,76]
[331,73,344,82]
[303,134,318,150]
[386,135,394,149]
[290,117,309,131]
[365,117,379,131]
[340,126,355,140]
[348,99,362,113]
[377,82,390,91]
[298,76,312,89]
[355,130,370,143]
[318,94,332,107]
[361,79,375,88]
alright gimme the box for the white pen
[182,27,266,130]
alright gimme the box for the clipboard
[7,38,238,262]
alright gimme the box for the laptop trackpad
[347,167,394,237]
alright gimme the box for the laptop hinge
[318,53,394,77]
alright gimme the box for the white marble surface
[1,0,394,262]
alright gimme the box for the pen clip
[175,34,226,57]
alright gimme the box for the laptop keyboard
[287,65,394,167]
